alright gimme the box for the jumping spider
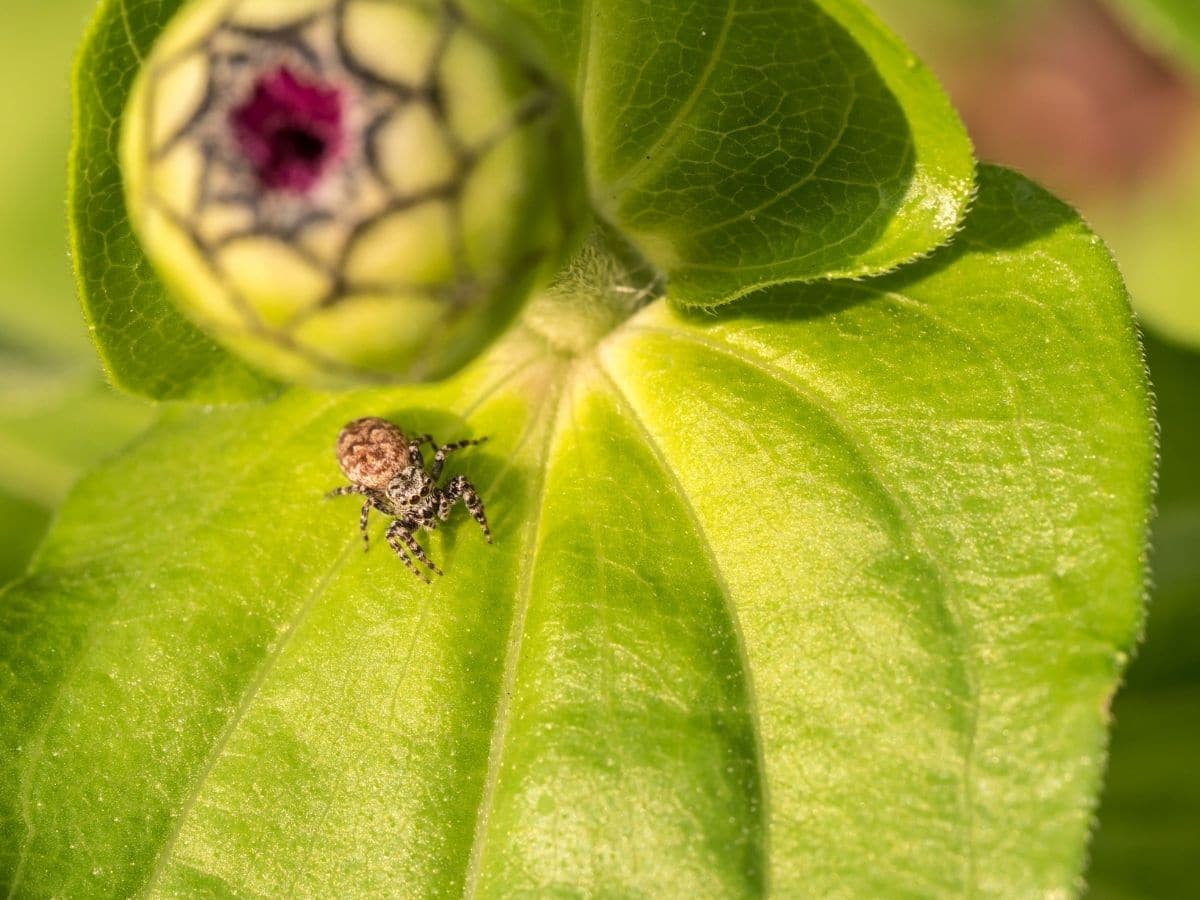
[327,417,491,582]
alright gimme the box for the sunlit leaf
[1,167,1152,895]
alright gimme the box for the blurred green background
[0,0,154,582]
[0,0,1194,895]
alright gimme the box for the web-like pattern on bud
[134,0,564,380]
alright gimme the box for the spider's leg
[358,499,372,552]
[406,434,434,468]
[392,521,443,577]
[326,484,369,500]
[445,474,492,543]
[385,521,431,583]
[430,436,488,480]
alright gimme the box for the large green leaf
[69,0,278,402]
[510,0,976,305]
[1,168,1150,895]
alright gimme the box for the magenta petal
[231,67,344,193]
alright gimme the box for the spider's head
[386,466,435,512]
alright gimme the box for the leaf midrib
[461,359,572,896]
[600,0,736,196]
[616,318,982,893]
[127,357,549,892]
[591,358,772,896]
[141,536,362,894]
[117,0,147,65]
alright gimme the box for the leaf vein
[8,397,345,898]
[625,324,981,893]
[117,0,146,65]
[461,367,571,895]
[606,0,737,194]
[685,69,859,238]
[590,358,771,896]
[140,536,361,895]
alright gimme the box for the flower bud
[121,0,585,385]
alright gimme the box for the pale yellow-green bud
[121,0,585,385]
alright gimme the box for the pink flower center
[231,67,344,193]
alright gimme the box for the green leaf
[509,0,976,305]
[69,0,278,402]
[1105,0,1200,77]
[1,167,1151,895]
[1087,333,1200,899]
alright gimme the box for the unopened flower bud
[121,0,585,385]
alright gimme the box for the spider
[326,417,491,582]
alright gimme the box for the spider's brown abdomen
[336,417,412,490]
